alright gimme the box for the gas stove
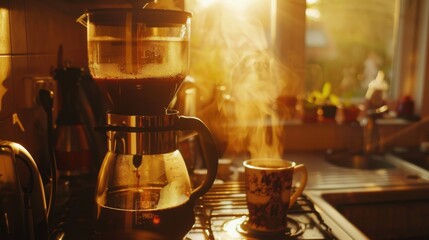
[185,182,336,240]
[51,179,336,240]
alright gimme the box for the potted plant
[341,102,361,123]
[307,82,340,122]
[300,98,319,123]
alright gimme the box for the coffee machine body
[78,8,219,239]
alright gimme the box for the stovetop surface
[186,182,336,240]
[52,179,336,240]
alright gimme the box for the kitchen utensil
[0,141,50,240]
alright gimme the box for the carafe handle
[177,116,218,201]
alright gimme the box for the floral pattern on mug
[245,169,293,231]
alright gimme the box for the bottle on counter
[54,66,92,177]
[397,95,415,120]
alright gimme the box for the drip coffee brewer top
[80,8,191,115]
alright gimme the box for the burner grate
[186,182,336,240]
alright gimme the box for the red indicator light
[152,215,161,225]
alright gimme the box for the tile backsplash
[0,0,89,170]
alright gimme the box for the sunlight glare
[199,0,216,8]
[307,0,320,5]
[199,0,257,12]
[306,8,321,20]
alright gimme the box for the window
[185,0,428,118]
[185,0,428,113]
[183,0,429,155]
[305,0,398,100]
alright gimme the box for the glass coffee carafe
[78,8,218,240]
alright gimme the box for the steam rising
[188,1,292,159]
[227,52,285,158]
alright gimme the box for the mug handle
[289,164,308,208]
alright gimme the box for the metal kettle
[0,140,49,240]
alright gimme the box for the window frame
[393,0,429,118]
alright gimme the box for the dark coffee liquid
[95,189,195,240]
[95,76,184,115]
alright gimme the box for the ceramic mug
[242,158,308,235]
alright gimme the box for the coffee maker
[77,7,218,240]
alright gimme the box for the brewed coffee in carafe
[78,8,218,240]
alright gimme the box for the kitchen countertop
[283,152,429,190]
[282,152,429,239]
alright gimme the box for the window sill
[279,118,415,152]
